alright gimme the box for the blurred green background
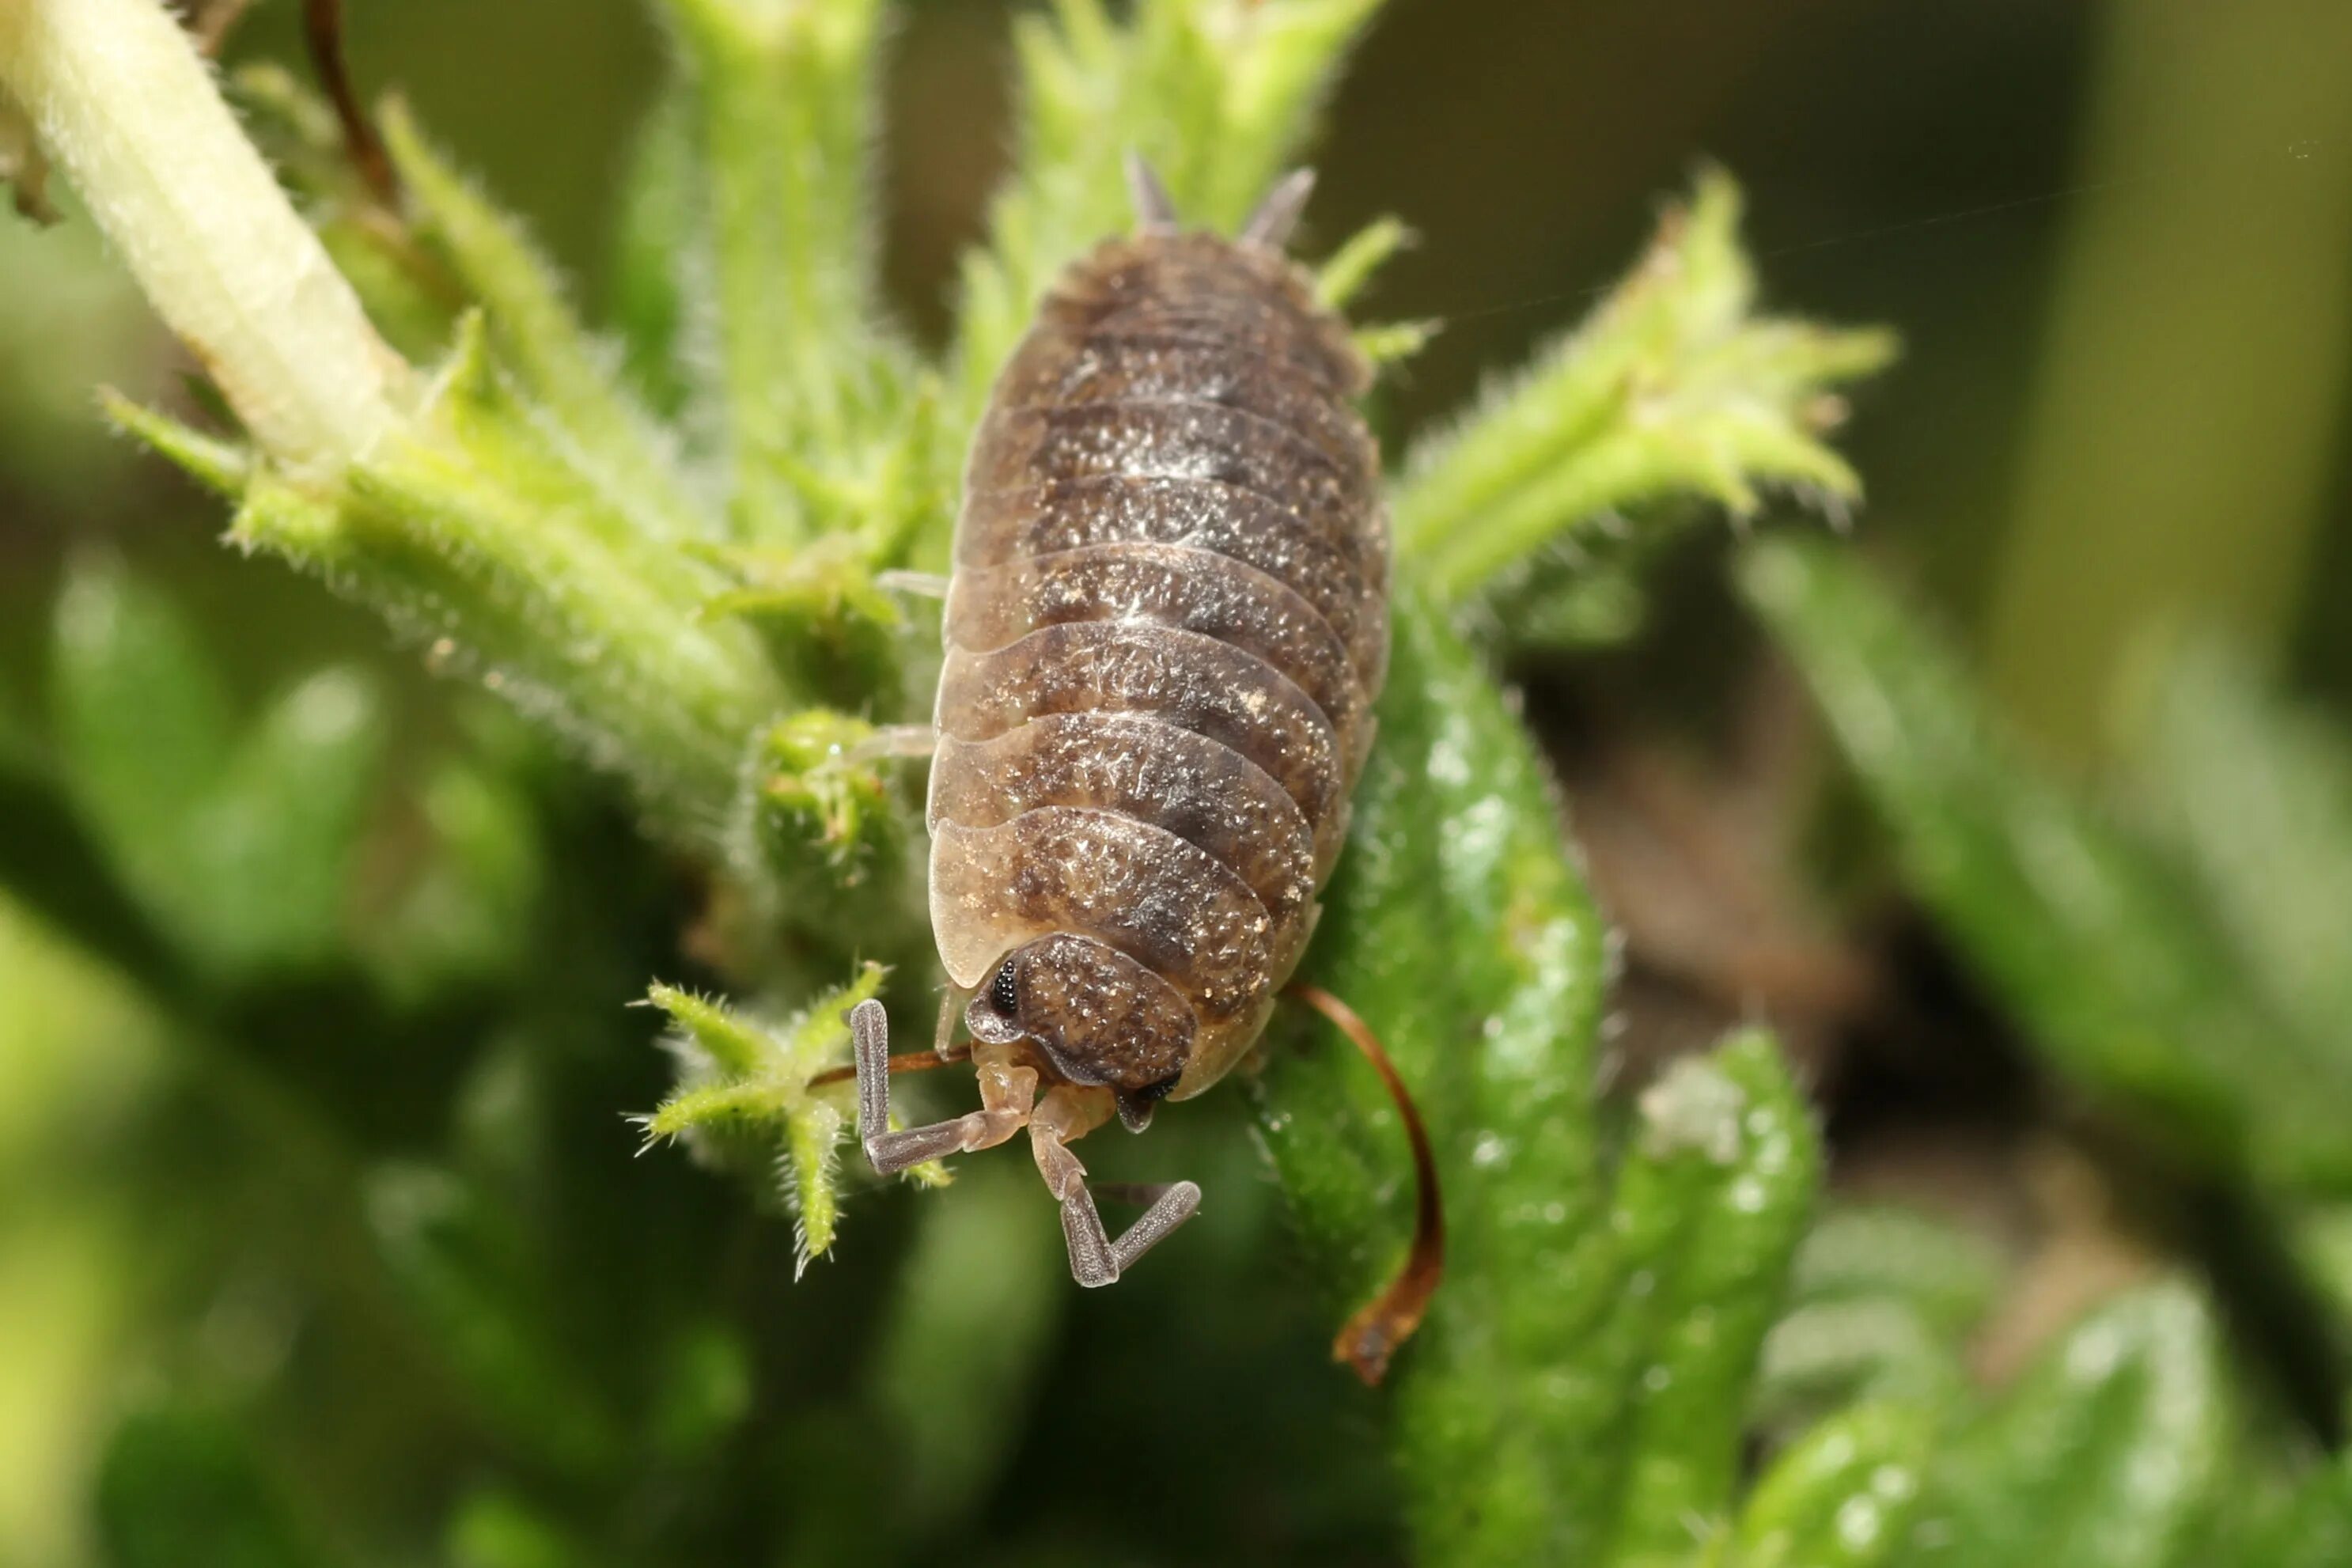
[3,1,2350,1564]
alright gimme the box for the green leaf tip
[98,389,252,497]
[1396,169,1898,604]
[639,963,924,1267]
[1729,1401,1936,1568]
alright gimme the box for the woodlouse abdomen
[927,185,1389,1114]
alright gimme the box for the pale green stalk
[0,0,403,476]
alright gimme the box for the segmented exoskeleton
[854,162,1427,1362]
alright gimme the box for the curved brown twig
[1287,983,1445,1385]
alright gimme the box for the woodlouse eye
[988,957,1021,1017]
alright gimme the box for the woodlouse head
[964,933,1194,1129]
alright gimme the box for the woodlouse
[853,161,1437,1377]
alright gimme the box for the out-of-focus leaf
[1739,539,2350,1187]
[1896,1282,2233,1568]
[94,1404,333,1568]
[2126,640,2352,1117]
[49,555,235,936]
[1396,174,1896,606]
[1259,596,1820,1565]
[364,1163,621,1475]
[446,1487,600,1568]
[369,751,543,1002]
[2244,1456,2352,1568]
[188,665,385,975]
[607,85,696,421]
[1757,1205,2005,1426]
[647,1319,755,1464]
[867,1158,1066,1545]
[1730,1402,1937,1568]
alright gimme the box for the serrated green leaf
[1732,1402,1937,1568]
[1739,539,2343,1187]
[1897,1282,2233,1568]
[94,1403,333,1568]
[1396,172,1896,605]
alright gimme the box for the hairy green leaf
[379,100,705,545]
[1397,173,1896,604]
[654,0,911,543]
[1258,596,1819,1566]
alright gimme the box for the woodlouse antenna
[1288,983,1445,1385]
[301,0,398,204]
[807,1039,969,1090]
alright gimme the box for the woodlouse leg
[1238,168,1316,252]
[1031,1085,1201,1286]
[1125,152,1180,234]
[852,999,1036,1175]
